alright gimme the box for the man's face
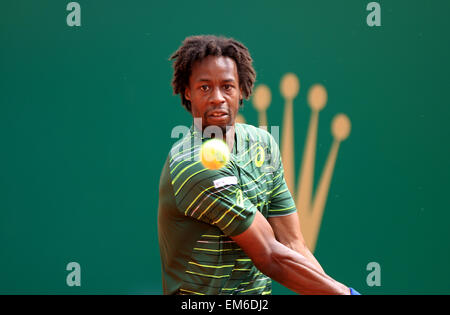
[185,55,242,136]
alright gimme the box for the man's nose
[209,87,226,105]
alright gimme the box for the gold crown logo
[237,73,351,253]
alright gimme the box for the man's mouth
[206,110,230,123]
[207,110,229,118]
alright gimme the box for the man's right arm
[231,211,350,295]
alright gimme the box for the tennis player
[158,35,359,295]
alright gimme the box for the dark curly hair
[169,35,256,112]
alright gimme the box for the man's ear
[185,87,191,101]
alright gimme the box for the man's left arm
[268,212,325,274]
[264,132,325,274]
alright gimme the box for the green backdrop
[1,0,449,294]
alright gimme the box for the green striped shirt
[158,123,297,295]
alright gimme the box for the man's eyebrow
[195,78,237,82]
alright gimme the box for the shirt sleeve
[170,159,257,237]
[267,134,298,217]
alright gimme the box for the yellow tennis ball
[200,139,230,170]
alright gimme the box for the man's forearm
[287,241,325,274]
[261,240,350,295]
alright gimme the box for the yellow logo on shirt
[236,190,244,207]
[254,146,265,168]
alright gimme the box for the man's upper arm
[230,210,278,273]
[265,132,307,252]
[266,133,297,218]
[268,212,306,250]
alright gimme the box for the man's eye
[200,85,209,92]
[224,84,233,90]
